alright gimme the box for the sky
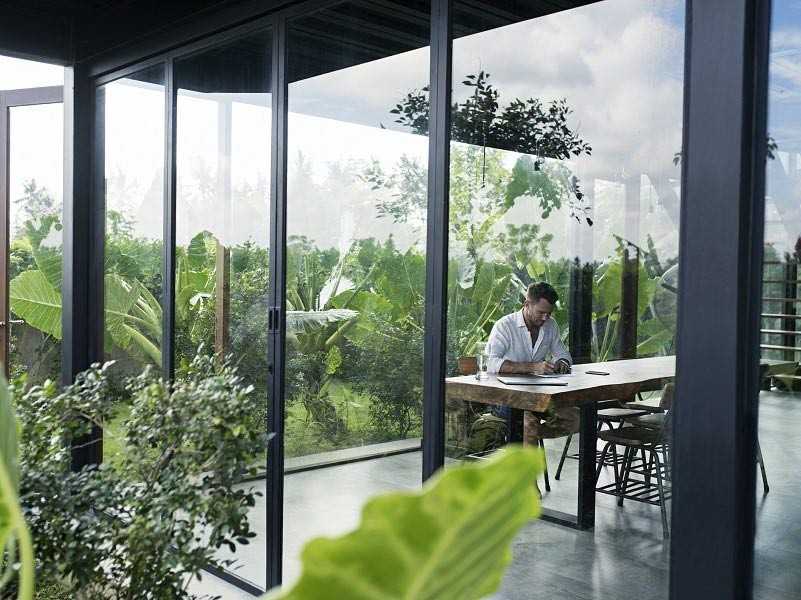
[23,0,801,263]
[766,0,801,255]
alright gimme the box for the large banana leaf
[329,291,397,346]
[595,259,655,321]
[286,309,358,337]
[10,269,162,365]
[9,270,62,338]
[19,216,62,291]
[264,446,543,600]
[449,248,477,290]
[105,274,161,364]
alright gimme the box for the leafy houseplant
[15,353,267,599]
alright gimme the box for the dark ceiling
[0,0,598,77]
[0,0,237,65]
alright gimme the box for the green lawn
[102,381,415,465]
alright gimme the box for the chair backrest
[659,381,674,410]
[457,355,477,375]
[655,382,675,447]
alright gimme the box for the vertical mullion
[90,85,104,371]
[670,0,771,597]
[266,18,287,590]
[163,60,177,380]
[64,65,103,468]
[422,0,452,482]
[0,93,9,377]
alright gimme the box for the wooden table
[446,355,676,530]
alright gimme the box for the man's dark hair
[526,281,558,305]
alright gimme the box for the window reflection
[101,66,166,465]
[8,103,63,386]
[175,30,272,589]
[444,0,684,595]
[755,1,801,595]
[284,0,430,586]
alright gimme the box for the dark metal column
[422,0,452,482]
[0,91,7,378]
[63,65,104,469]
[162,60,177,380]
[670,0,771,597]
[266,20,287,589]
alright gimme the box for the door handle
[0,319,24,327]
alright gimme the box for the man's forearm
[498,360,536,374]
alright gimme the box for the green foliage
[8,201,164,372]
[9,271,62,339]
[348,323,424,441]
[0,371,35,600]
[264,446,543,600]
[390,70,592,222]
[15,355,266,599]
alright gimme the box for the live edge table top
[445,355,676,413]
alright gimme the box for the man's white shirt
[486,309,572,373]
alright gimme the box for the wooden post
[569,259,594,364]
[215,240,230,358]
[215,99,232,361]
[783,261,797,362]
[620,244,639,359]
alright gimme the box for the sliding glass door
[283,0,431,585]
[1,87,64,384]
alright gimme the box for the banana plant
[591,252,670,361]
[9,217,163,365]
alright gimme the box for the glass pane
[175,29,272,590]
[101,65,165,459]
[756,1,801,596]
[285,0,430,586]
[8,103,63,386]
[445,0,684,597]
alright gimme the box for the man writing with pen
[486,282,579,494]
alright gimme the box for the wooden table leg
[510,407,524,443]
[577,402,597,530]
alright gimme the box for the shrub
[15,353,267,599]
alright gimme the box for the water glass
[475,341,490,380]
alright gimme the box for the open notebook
[497,376,568,386]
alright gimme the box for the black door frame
[670,0,771,597]
[0,85,63,378]
[62,0,775,597]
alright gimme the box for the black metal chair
[596,383,674,538]
[554,401,649,481]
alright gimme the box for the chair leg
[618,446,636,507]
[653,450,670,539]
[596,442,613,483]
[539,439,550,492]
[610,443,621,483]
[757,438,769,494]
[555,434,572,481]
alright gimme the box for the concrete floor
[192,389,801,598]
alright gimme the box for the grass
[102,380,417,464]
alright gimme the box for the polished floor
[193,389,801,598]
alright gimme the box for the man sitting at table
[487,282,579,492]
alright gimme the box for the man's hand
[532,360,555,375]
[554,359,571,374]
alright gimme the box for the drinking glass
[475,341,490,380]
